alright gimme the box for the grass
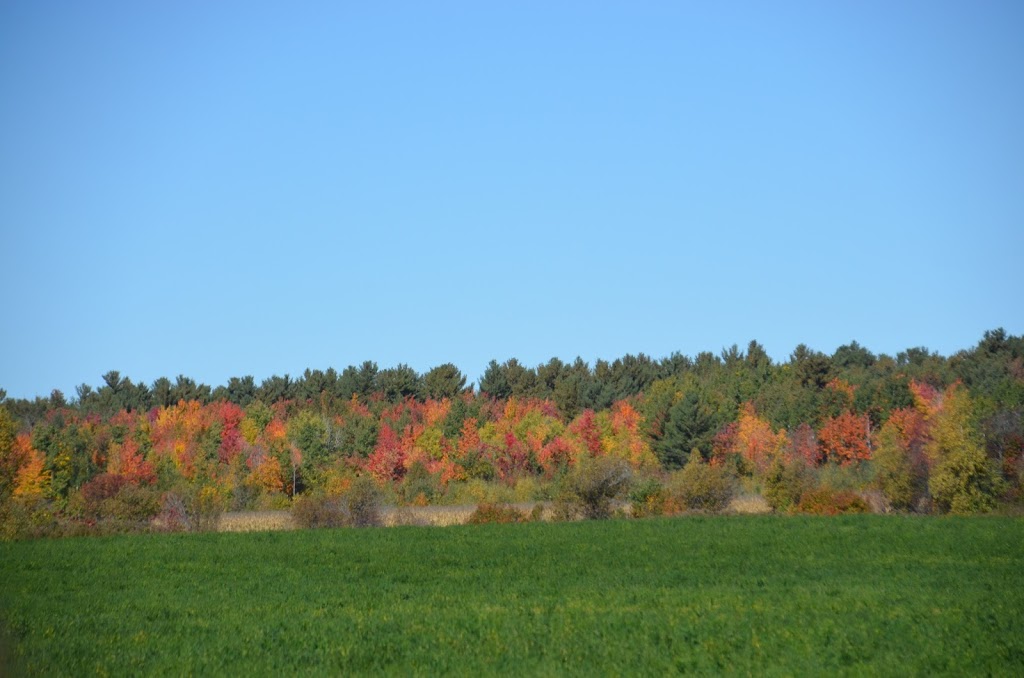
[1,516,1022,675]
[217,510,296,532]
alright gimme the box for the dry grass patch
[218,511,295,532]
[382,505,477,527]
[728,494,772,514]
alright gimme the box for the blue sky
[2,1,1022,399]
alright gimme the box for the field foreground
[1,516,1022,675]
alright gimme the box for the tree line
[1,329,1021,537]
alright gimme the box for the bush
[229,482,260,512]
[566,456,632,520]
[80,474,130,518]
[512,476,543,503]
[446,479,513,506]
[816,461,875,492]
[100,484,161,522]
[795,489,870,515]
[0,497,58,541]
[291,495,349,529]
[155,486,225,532]
[399,461,441,505]
[629,477,667,518]
[550,495,580,522]
[72,475,162,530]
[346,475,384,527]
[292,476,383,529]
[466,503,526,525]
[255,492,293,511]
[763,458,815,513]
[668,450,734,513]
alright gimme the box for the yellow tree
[598,401,658,470]
[246,449,285,494]
[872,407,929,510]
[12,434,50,500]
[712,402,788,475]
[926,384,1004,513]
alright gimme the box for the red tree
[818,411,872,465]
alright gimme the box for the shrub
[550,496,580,522]
[229,482,260,512]
[566,456,632,520]
[629,477,667,518]
[399,461,441,505]
[292,476,383,529]
[446,479,513,505]
[291,495,349,529]
[466,503,526,525]
[101,484,161,522]
[668,450,734,513]
[153,493,188,532]
[346,475,383,527]
[72,475,162,529]
[255,492,293,511]
[0,497,58,541]
[795,489,870,515]
[80,474,130,518]
[512,476,543,503]
[816,461,875,492]
[763,458,815,513]
[193,486,226,530]
[155,486,226,532]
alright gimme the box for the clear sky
[2,1,1022,399]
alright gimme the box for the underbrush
[291,476,383,529]
[795,488,871,515]
[6,453,1019,540]
[465,503,529,525]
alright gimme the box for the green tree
[257,375,293,403]
[0,407,22,501]
[171,375,212,404]
[338,361,379,399]
[832,341,876,372]
[790,344,832,389]
[377,364,420,402]
[225,376,257,407]
[296,369,339,403]
[590,354,659,409]
[34,420,96,500]
[421,363,467,400]
[655,389,721,469]
[151,377,174,408]
[551,358,594,419]
[479,359,537,400]
[337,411,378,459]
[288,410,329,468]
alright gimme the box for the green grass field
[1,516,1022,675]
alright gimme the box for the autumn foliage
[0,329,1020,535]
